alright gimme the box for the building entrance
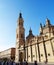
[19,52,24,62]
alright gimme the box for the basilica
[0,13,54,63]
[15,13,54,63]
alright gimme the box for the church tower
[15,13,25,62]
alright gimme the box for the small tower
[46,18,51,27]
[29,28,33,35]
[40,23,43,35]
[26,28,35,43]
[15,13,25,62]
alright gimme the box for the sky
[0,0,54,51]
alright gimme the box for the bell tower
[15,13,25,62]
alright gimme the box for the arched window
[17,34,18,38]
[21,34,24,38]
[48,53,50,56]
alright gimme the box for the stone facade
[0,48,15,61]
[15,13,54,63]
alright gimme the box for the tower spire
[29,27,32,35]
[18,12,24,26]
[19,12,22,18]
[40,23,42,28]
[40,23,43,35]
[46,18,51,26]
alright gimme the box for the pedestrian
[34,61,37,65]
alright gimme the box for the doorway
[19,52,24,62]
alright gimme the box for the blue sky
[0,0,54,51]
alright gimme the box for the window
[28,55,30,57]
[33,55,35,57]
[41,54,43,57]
[21,34,24,38]
[41,54,43,56]
[48,53,50,56]
[17,34,18,38]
